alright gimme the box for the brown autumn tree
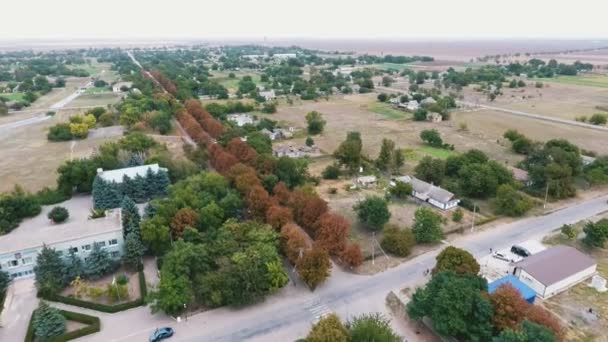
[280,223,310,264]
[299,196,329,234]
[316,213,350,254]
[297,246,332,290]
[340,243,363,268]
[202,117,224,138]
[228,163,262,194]
[177,111,212,146]
[227,138,257,165]
[254,154,277,175]
[170,207,200,239]
[246,185,272,220]
[525,305,563,339]
[489,284,530,332]
[273,182,291,205]
[209,144,238,174]
[266,205,293,231]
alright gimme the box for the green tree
[47,206,69,223]
[420,129,444,147]
[494,184,533,217]
[414,156,445,185]
[34,245,66,296]
[377,93,388,102]
[589,113,607,126]
[275,156,308,188]
[150,273,193,316]
[390,181,412,199]
[0,270,10,299]
[121,196,141,240]
[376,138,395,172]
[412,207,443,243]
[452,208,464,222]
[296,246,331,290]
[85,243,115,279]
[47,123,73,141]
[433,246,480,275]
[347,313,401,342]
[63,249,84,284]
[92,176,121,209]
[353,196,391,231]
[493,320,557,342]
[247,131,273,155]
[307,313,349,342]
[381,225,415,257]
[407,272,493,341]
[199,202,225,231]
[582,219,608,248]
[306,136,315,147]
[334,132,363,173]
[413,108,428,121]
[33,301,66,339]
[306,111,326,135]
[560,224,577,239]
[123,232,145,269]
[322,164,341,179]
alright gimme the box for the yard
[0,92,24,102]
[366,102,411,120]
[541,215,608,341]
[60,267,141,305]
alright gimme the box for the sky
[2,0,607,41]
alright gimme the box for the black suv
[510,245,531,257]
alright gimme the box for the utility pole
[543,181,550,209]
[371,232,375,265]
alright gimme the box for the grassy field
[543,75,608,88]
[211,71,264,93]
[367,102,411,119]
[85,87,110,95]
[0,92,24,101]
[403,146,456,161]
[372,63,411,71]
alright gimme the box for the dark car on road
[150,327,174,342]
[510,245,531,258]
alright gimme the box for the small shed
[426,112,443,122]
[488,275,536,303]
[356,176,377,188]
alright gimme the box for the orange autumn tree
[227,138,258,166]
[266,205,293,231]
[297,245,332,290]
[316,213,350,255]
[170,207,200,239]
[246,185,272,220]
[489,284,530,332]
[280,223,310,264]
[525,305,563,339]
[273,182,291,206]
[340,243,363,268]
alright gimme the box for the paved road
[30,194,604,342]
[375,86,608,132]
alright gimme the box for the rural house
[273,145,302,158]
[512,245,597,299]
[426,112,443,122]
[259,89,276,101]
[227,113,255,127]
[112,81,133,93]
[421,97,437,106]
[356,176,377,188]
[396,176,460,210]
[406,100,419,111]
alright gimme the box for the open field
[0,92,24,102]
[265,94,522,174]
[450,108,608,155]
[68,93,122,108]
[543,74,608,88]
[366,102,411,120]
[210,70,264,93]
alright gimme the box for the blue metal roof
[488,275,536,303]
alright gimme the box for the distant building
[259,89,276,101]
[96,164,167,184]
[512,245,597,299]
[421,97,437,106]
[261,128,293,141]
[406,100,419,111]
[0,208,123,280]
[356,176,377,188]
[273,53,297,60]
[273,145,303,158]
[396,176,459,210]
[227,113,255,127]
[112,82,133,93]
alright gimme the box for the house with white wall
[513,245,596,299]
[227,113,255,127]
[395,176,460,210]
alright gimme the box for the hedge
[24,309,100,342]
[41,271,147,313]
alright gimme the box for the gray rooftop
[410,177,456,203]
[98,164,164,183]
[513,245,596,286]
[0,197,122,255]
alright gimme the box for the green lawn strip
[367,102,409,119]
[0,92,25,101]
[24,309,101,342]
[542,75,608,88]
[403,146,455,161]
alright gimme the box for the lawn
[367,102,410,120]
[543,75,608,88]
[85,87,110,95]
[404,146,456,161]
[0,92,24,102]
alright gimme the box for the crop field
[543,74,608,88]
[366,102,411,120]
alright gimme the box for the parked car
[511,245,531,258]
[492,251,510,262]
[150,327,174,342]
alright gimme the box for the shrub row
[24,310,101,342]
[41,271,147,313]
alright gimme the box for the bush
[322,164,341,179]
[589,113,607,126]
[353,196,391,231]
[106,283,129,303]
[377,93,388,102]
[560,224,577,239]
[48,206,69,223]
[116,274,129,285]
[381,225,415,257]
[35,187,70,205]
[33,302,66,339]
[98,112,114,127]
[25,309,101,342]
[47,123,73,141]
[452,208,464,222]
